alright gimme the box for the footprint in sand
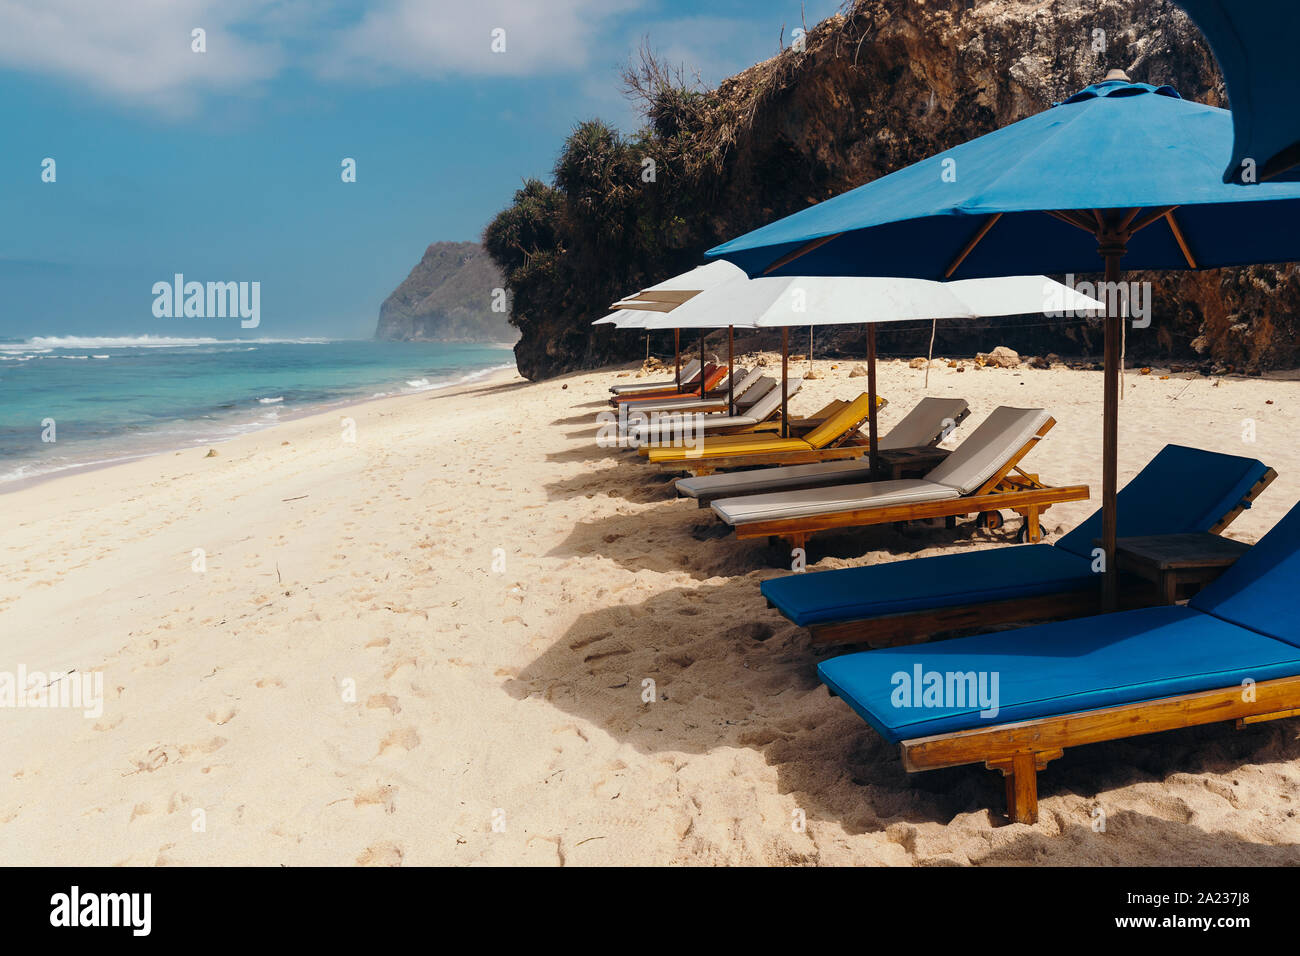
[206,706,237,726]
[377,728,420,756]
[366,694,401,715]
[356,842,405,866]
[353,785,398,814]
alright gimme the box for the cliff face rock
[489,0,1299,379]
[375,241,515,343]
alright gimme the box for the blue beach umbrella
[707,72,1300,609]
[1175,1,1300,182]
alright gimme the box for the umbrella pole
[699,330,706,397]
[781,327,790,439]
[728,325,735,411]
[1100,235,1128,612]
[867,323,880,477]
[674,329,681,388]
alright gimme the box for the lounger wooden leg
[987,750,1061,824]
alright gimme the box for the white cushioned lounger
[617,367,762,418]
[709,406,1051,525]
[675,397,969,500]
[609,359,700,394]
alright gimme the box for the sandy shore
[2,354,1299,866]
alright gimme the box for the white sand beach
[2,357,1299,866]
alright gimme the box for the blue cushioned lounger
[817,498,1300,823]
[762,445,1274,645]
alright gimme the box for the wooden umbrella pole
[925,318,937,389]
[699,330,706,397]
[781,326,790,439]
[674,329,681,388]
[867,323,880,478]
[1099,231,1128,612]
[727,325,735,411]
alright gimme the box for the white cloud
[315,0,639,81]
[0,0,283,112]
[0,0,644,113]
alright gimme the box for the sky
[0,0,844,341]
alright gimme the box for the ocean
[0,336,515,488]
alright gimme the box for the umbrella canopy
[602,260,749,401]
[706,74,1300,608]
[640,274,1102,452]
[1174,1,1300,182]
[636,275,1101,330]
[592,310,654,328]
[709,78,1300,280]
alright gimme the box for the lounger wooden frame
[733,418,1087,550]
[800,466,1277,648]
[894,674,1300,824]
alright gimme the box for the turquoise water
[0,337,515,486]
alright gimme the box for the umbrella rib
[761,232,844,275]
[1046,209,1098,234]
[1129,205,1178,235]
[1163,209,1198,268]
[943,213,1002,278]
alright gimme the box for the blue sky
[0,0,843,341]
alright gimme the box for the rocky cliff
[484,0,1300,380]
[375,241,515,343]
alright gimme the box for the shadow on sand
[508,567,1300,860]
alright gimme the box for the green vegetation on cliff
[486,0,1299,380]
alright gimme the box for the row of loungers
[762,444,1276,645]
[603,376,1294,824]
[819,495,1300,824]
[626,375,805,445]
[753,443,1280,823]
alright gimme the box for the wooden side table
[1102,533,1251,605]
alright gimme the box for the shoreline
[0,361,519,496]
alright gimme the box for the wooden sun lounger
[720,414,1088,551]
[901,674,1300,824]
[761,445,1277,649]
[642,393,880,477]
[609,359,701,395]
[610,365,728,406]
[820,498,1300,823]
[678,398,971,507]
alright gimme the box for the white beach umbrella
[639,274,1103,452]
[598,260,751,402]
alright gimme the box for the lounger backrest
[729,367,765,400]
[744,377,802,423]
[736,374,776,409]
[923,407,1051,495]
[1190,499,1300,647]
[878,397,971,451]
[1055,445,1272,560]
[802,392,876,449]
[707,365,732,390]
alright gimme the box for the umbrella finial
[1103,68,1131,83]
